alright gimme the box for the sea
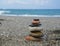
[0,9,60,17]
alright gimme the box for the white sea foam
[18,14,60,17]
[0,11,5,15]
[0,10,10,15]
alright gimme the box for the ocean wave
[0,11,5,15]
[0,10,10,15]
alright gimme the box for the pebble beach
[0,16,60,46]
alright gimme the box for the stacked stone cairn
[25,19,44,41]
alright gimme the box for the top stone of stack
[29,19,41,27]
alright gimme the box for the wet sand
[0,16,60,46]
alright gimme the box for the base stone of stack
[25,36,43,41]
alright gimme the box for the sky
[0,0,60,9]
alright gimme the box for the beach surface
[0,16,60,46]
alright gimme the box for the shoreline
[0,14,60,17]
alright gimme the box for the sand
[0,16,60,46]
